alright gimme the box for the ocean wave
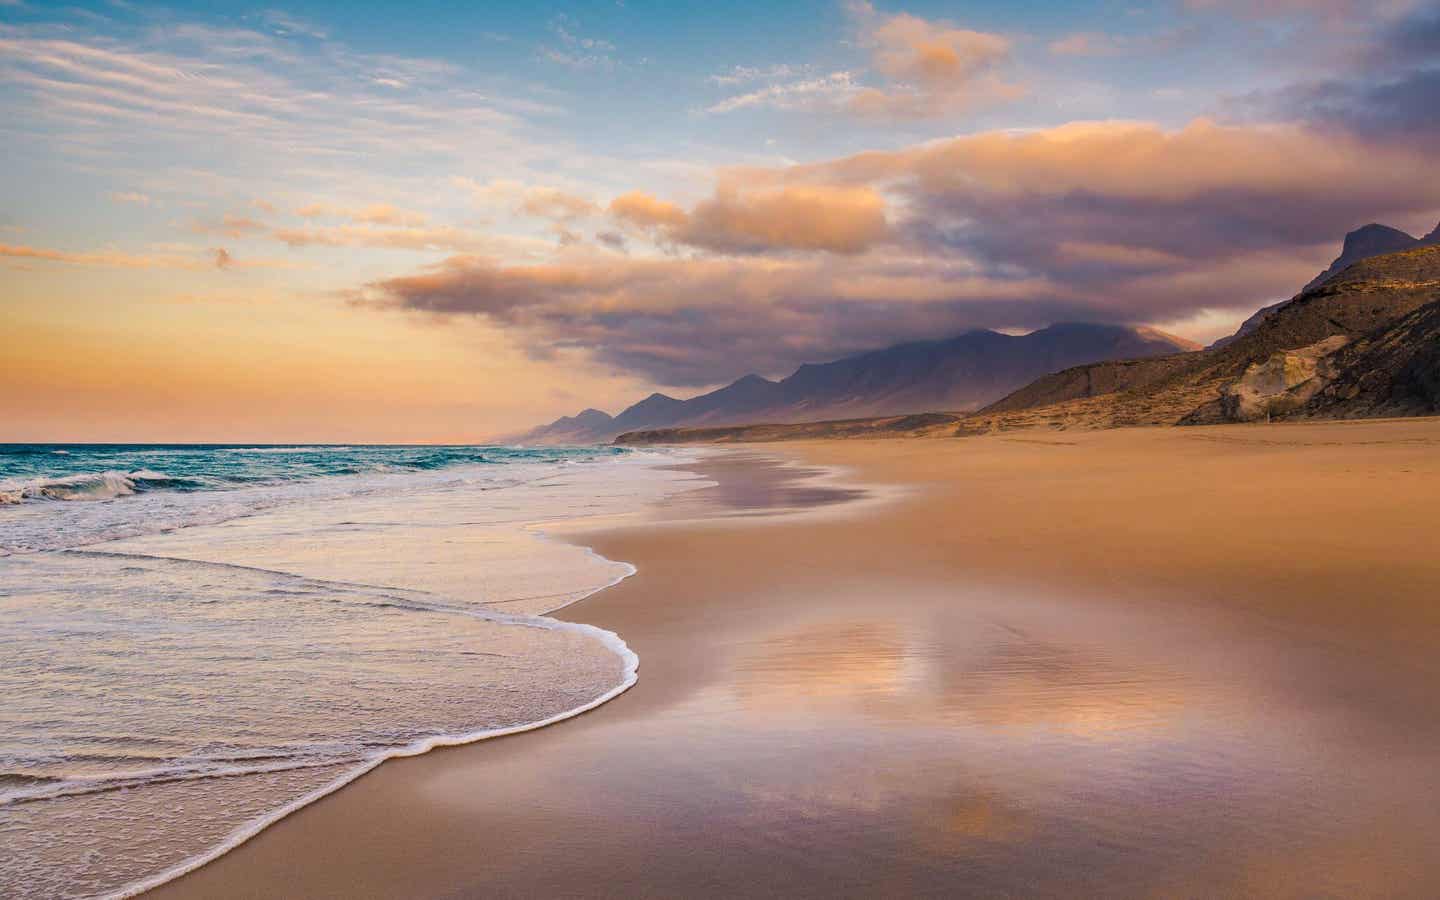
[0,469,201,504]
[221,446,354,454]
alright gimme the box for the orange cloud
[2,243,201,269]
[272,224,524,254]
[819,119,1440,217]
[684,185,889,254]
[867,11,1010,88]
[190,214,267,239]
[610,185,889,255]
[518,187,599,221]
[350,203,429,226]
[454,177,599,223]
[609,191,689,229]
[1,242,302,270]
[294,203,429,226]
[704,4,1020,119]
[847,2,1021,118]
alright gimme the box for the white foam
[105,571,643,900]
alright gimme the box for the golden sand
[154,419,1440,898]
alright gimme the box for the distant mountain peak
[1306,222,1421,292]
[1342,223,1415,253]
[730,373,774,386]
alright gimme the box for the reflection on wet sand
[714,594,1440,896]
[151,439,1440,900]
[657,452,867,519]
[732,615,1186,737]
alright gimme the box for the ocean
[0,444,704,899]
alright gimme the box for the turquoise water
[0,443,624,503]
[0,444,627,554]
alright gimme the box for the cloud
[1229,2,1440,140]
[1,242,300,270]
[271,223,517,253]
[293,203,430,225]
[609,184,889,255]
[708,64,814,86]
[0,23,540,204]
[355,111,1440,386]
[796,118,1440,260]
[1181,0,1398,20]
[518,187,599,221]
[358,253,1062,385]
[609,191,689,229]
[706,4,1019,119]
[540,13,620,70]
[705,72,861,114]
[110,191,153,206]
[845,2,1022,118]
[454,177,599,223]
[191,214,268,238]
[256,10,328,40]
[1048,28,1200,57]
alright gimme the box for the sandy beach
[153,419,1440,898]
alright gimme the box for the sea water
[0,444,704,898]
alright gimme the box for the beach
[143,418,1440,898]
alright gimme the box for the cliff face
[1289,299,1440,419]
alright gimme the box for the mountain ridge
[517,323,1197,444]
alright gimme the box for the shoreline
[1,448,710,900]
[152,420,1440,898]
[103,451,718,900]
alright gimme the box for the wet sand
[154,419,1440,898]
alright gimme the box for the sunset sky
[3,0,1438,441]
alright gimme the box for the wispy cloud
[1048,27,1201,57]
[110,190,153,206]
[706,71,861,114]
[254,9,328,41]
[706,2,1022,119]
[1,242,301,270]
[0,21,545,203]
[540,13,620,70]
[708,63,814,86]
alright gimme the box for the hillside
[969,244,1440,431]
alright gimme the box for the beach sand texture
[154,419,1440,898]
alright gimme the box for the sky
[2,0,1438,441]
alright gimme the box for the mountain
[1303,223,1426,291]
[518,408,615,445]
[959,243,1440,432]
[516,323,1197,444]
[1211,220,1440,350]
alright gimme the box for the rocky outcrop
[1180,336,1348,424]
[1288,299,1440,419]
